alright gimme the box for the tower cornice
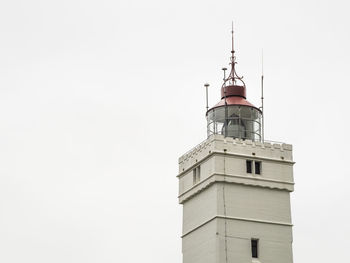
[178,135,293,175]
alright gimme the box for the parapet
[178,135,293,174]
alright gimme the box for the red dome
[207,84,261,115]
[208,96,260,112]
[221,84,246,99]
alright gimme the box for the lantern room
[206,30,262,142]
[206,84,262,141]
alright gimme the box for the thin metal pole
[261,50,265,142]
[204,83,209,112]
[221,67,228,137]
[224,86,228,137]
[238,106,241,139]
[231,22,235,85]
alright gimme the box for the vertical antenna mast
[261,50,265,142]
[231,21,236,85]
[205,83,210,112]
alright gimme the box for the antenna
[204,83,210,112]
[261,49,265,142]
[231,22,235,85]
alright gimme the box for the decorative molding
[182,215,293,238]
[178,173,294,204]
[178,151,294,178]
[179,135,293,164]
[178,135,294,176]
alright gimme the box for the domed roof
[207,84,261,115]
[210,96,260,111]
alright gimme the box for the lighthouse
[177,31,295,263]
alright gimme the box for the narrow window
[255,161,261,175]
[246,160,252,173]
[193,166,201,184]
[193,168,197,184]
[196,166,201,182]
[251,239,258,258]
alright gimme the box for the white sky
[0,0,349,262]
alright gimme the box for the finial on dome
[222,23,245,88]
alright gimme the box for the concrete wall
[214,155,294,182]
[179,157,214,196]
[217,183,292,223]
[182,220,218,263]
[216,218,293,263]
[182,183,217,234]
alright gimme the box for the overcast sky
[1,0,349,262]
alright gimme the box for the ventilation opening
[193,166,201,184]
[251,239,258,258]
[246,160,262,175]
[246,160,252,173]
[255,161,261,175]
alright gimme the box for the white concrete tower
[177,31,294,263]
